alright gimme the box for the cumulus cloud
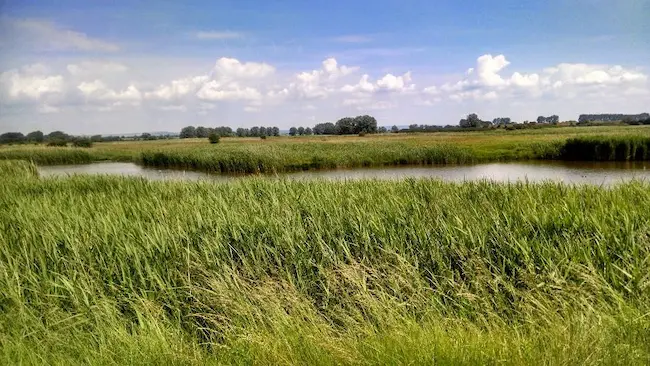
[341,71,414,95]
[0,65,64,100]
[3,18,119,52]
[1,52,648,132]
[77,80,142,105]
[286,58,359,99]
[423,54,649,103]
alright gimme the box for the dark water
[37,161,650,185]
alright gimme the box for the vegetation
[1,168,649,364]
[181,125,281,138]
[293,115,378,136]
[72,139,94,148]
[3,125,650,172]
[559,135,650,161]
[208,133,220,144]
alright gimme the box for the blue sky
[1,0,649,134]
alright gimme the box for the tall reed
[1,173,649,364]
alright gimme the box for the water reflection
[38,161,650,185]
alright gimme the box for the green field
[1,160,649,365]
[2,125,650,173]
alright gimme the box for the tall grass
[0,159,38,179]
[1,172,649,364]
[0,146,93,165]
[140,143,476,173]
[560,135,650,161]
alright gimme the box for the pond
[38,161,650,185]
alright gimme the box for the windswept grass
[0,160,38,179]
[1,173,649,364]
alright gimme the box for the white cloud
[1,53,648,134]
[341,71,414,94]
[5,18,119,52]
[78,80,142,105]
[423,54,649,103]
[195,31,243,40]
[145,76,208,101]
[196,81,262,101]
[0,66,64,100]
[287,58,359,99]
[212,58,275,80]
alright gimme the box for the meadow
[1,159,649,365]
[1,125,650,173]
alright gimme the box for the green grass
[560,135,650,161]
[1,168,649,364]
[2,125,650,173]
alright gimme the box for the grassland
[1,125,650,173]
[1,159,649,365]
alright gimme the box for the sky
[0,0,649,135]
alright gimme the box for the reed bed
[1,169,649,364]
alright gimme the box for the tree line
[291,115,381,136]
[180,126,281,138]
[0,130,177,146]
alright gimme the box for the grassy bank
[1,166,649,364]
[1,125,650,173]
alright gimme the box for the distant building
[578,113,649,123]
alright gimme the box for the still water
[38,161,650,185]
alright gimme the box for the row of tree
[291,115,380,136]
[0,130,70,144]
[458,113,563,128]
[180,125,281,138]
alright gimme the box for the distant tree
[195,126,209,138]
[236,128,246,137]
[90,134,103,142]
[354,115,378,134]
[47,131,69,141]
[459,113,482,128]
[272,127,280,136]
[298,127,305,135]
[208,133,220,144]
[26,130,44,142]
[409,124,419,131]
[180,126,197,138]
[250,126,260,137]
[305,127,313,135]
[0,132,25,144]
[391,125,399,133]
[289,127,298,136]
[335,117,356,135]
[72,139,93,148]
[378,126,387,133]
[47,140,68,147]
[259,126,267,136]
[313,122,337,135]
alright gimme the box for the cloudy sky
[1,0,649,135]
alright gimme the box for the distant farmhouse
[578,113,649,123]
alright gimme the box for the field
[2,125,650,173]
[1,160,650,365]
